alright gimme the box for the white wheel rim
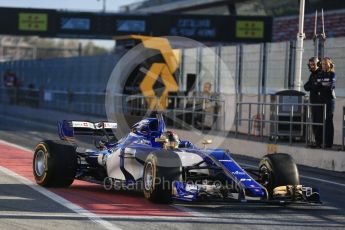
[144,162,153,190]
[35,150,46,177]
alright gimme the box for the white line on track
[0,195,33,200]
[0,210,343,226]
[239,163,345,188]
[171,204,208,217]
[0,139,201,222]
[1,138,345,225]
[0,166,121,230]
[0,138,206,219]
[0,139,121,230]
[0,139,32,152]
[299,175,345,188]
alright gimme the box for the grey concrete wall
[181,48,197,91]
[219,46,237,94]
[265,41,288,93]
[241,44,261,95]
[173,128,345,172]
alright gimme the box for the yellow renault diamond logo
[140,63,179,110]
[136,36,179,110]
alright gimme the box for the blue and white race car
[33,115,320,204]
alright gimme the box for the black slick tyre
[33,140,77,187]
[259,153,300,196]
[143,150,181,203]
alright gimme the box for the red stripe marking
[0,142,191,217]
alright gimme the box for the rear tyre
[259,153,300,196]
[33,140,77,187]
[143,150,181,203]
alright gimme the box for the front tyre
[143,150,181,203]
[33,140,77,187]
[259,153,300,196]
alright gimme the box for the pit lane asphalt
[0,114,344,230]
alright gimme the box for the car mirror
[201,139,212,149]
[202,139,213,145]
[97,122,104,129]
[155,137,168,143]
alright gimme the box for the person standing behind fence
[304,57,323,148]
[197,82,219,129]
[3,69,18,104]
[319,57,336,148]
[3,69,18,88]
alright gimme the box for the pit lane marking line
[299,175,345,188]
[0,166,121,230]
[0,139,206,218]
[0,139,198,218]
[3,138,345,219]
[0,139,32,152]
[0,195,33,200]
[171,204,208,217]
[0,139,125,227]
[0,213,344,226]
[239,163,345,188]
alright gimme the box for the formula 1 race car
[33,115,321,204]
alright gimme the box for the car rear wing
[58,120,117,141]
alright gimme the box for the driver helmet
[161,130,180,149]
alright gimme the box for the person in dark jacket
[3,69,19,104]
[304,57,322,147]
[3,69,18,87]
[319,57,336,148]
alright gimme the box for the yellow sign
[19,13,48,31]
[236,20,264,39]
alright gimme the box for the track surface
[0,114,344,230]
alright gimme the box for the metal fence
[235,101,328,148]
[0,54,120,92]
[343,106,345,150]
[3,86,345,149]
[0,87,106,116]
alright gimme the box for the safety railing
[0,87,106,116]
[109,93,226,132]
[341,106,345,150]
[235,101,327,148]
[0,87,225,132]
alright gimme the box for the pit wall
[173,128,345,172]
